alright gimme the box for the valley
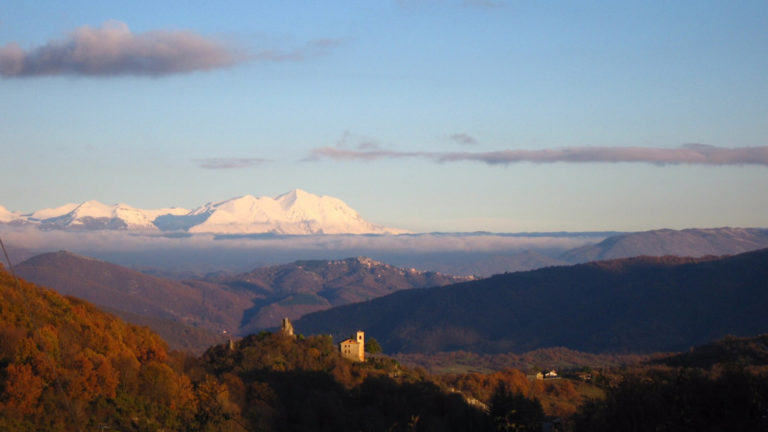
[2,261,766,431]
[4,3,767,429]
[4,214,768,430]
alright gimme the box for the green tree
[365,337,382,354]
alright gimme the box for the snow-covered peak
[275,189,313,209]
[4,191,408,235]
[23,201,184,231]
[0,205,23,223]
[73,200,120,219]
[23,201,189,231]
[38,200,157,230]
[188,190,407,235]
[27,203,79,221]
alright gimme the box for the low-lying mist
[0,226,606,276]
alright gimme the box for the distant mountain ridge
[417,250,569,277]
[31,200,189,231]
[208,256,473,333]
[295,248,768,354]
[1,189,405,235]
[561,227,768,263]
[14,250,248,350]
[14,251,469,348]
[392,228,768,276]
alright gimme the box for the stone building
[339,330,365,362]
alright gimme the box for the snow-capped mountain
[187,189,403,235]
[30,201,189,231]
[0,205,23,223]
[3,190,406,235]
[26,203,80,221]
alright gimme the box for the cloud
[333,131,381,150]
[194,158,269,169]
[252,37,344,62]
[0,21,342,78]
[310,146,424,161]
[309,143,768,167]
[449,133,478,146]
[0,20,239,77]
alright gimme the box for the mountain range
[560,227,768,263]
[294,248,768,354]
[1,189,405,235]
[392,228,768,277]
[14,251,468,350]
[13,250,242,350]
[1,264,491,431]
[9,224,768,355]
[4,248,767,432]
[207,256,472,333]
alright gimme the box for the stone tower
[280,317,295,337]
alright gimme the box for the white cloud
[194,158,269,169]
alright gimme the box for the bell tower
[356,331,365,361]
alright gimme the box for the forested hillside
[0,264,201,430]
[0,264,511,431]
[210,256,471,332]
[4,259,768,431]
[15,252,470,351]
[15,251,245,341]
[296,249,768,354]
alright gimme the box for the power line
[0,236,20,291]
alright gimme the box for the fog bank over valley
[0,225,605,275]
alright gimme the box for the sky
[1,0,767,233]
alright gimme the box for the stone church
[339,331,365,362]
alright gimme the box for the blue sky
[1,1,766,232]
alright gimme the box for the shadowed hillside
[652,334,768,369]
[295,249,768,354]
[203,256,472,332]
[15,252,470,348]
[413,250,569,277]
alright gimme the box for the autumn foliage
[0,266,198,430]
[0,265,499,430]
[9,260,763,431]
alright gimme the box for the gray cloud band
[194,158,268,169]
[0,20,240,77]
[310,144,768,166]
